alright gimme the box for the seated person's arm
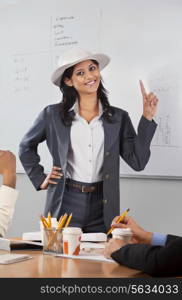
[0,150,18,237]
[104,216,182,276]
[110,237,182,277]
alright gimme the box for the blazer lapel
[58,125,71,172]
[54,110,74,172]
[102,117,121,154]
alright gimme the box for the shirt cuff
[1,184,18,195]
[0,185,18,237]
[151,232,167,246]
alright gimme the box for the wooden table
[0,249,150,278]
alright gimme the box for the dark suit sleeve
[120,114,157,171]
[19,108,47,190]
[166,234,180,244]
[111,236,182,276]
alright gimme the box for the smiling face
[64,60,101,97]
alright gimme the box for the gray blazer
[19,103,157,230]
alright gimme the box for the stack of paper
[81,232,107,242]
[80,232,107,254]
[80,242,105,249]
[22,231,41,241]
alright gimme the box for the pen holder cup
[43,227,63,255]
[40,218,58,242]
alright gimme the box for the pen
[107,208,130,235]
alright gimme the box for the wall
[6,174,182,238]
[1,0,182,238]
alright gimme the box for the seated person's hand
[103,238,127,258]
[0,150,16,188]
[0,150,16,175]
[111,215,152,244]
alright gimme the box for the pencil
[58,215,63,226]
[107,208,130,235]
[57,213,68,230]
[47,212,52,228]
[40,215,49,228]
[64,213,72,228]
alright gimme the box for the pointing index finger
[139,80,147,97]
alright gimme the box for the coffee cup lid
[112,228,132,235]
[62,227,82,234]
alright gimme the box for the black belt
[66,179,103,193]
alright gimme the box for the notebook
[10,239,43,250]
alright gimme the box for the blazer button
[105,151,110,157]
[105,174,110,179]
[103,199,107,204]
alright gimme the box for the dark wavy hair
[59,60,114,125]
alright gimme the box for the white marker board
[0,0,182,178]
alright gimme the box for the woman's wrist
[142,114,153,121]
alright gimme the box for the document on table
[55,253,116,263]
[0,253,33,264]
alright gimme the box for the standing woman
[19,48,158,232]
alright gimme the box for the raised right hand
[40,166,63,190]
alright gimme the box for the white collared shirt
[0,185,18,237]
[66,101,104,183]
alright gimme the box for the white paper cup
[62,227,82,255]
[40,218,58,243]
[112,228,132,243]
